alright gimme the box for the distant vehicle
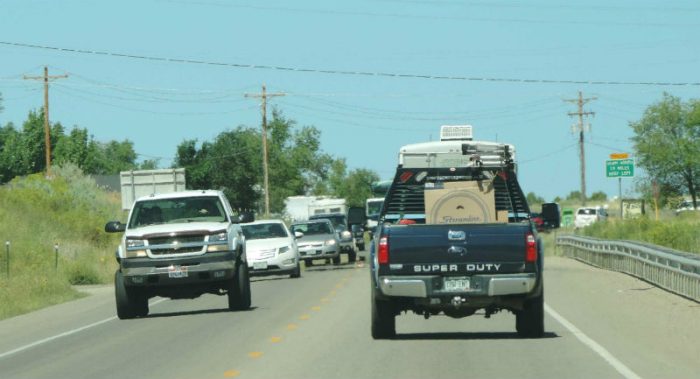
[241,220,301,278]
[365,197,384,238]
[283,196,346,222]
[309,213,357,262]
[291,219,341,266]
[561,208,575,227]
[119,168,186,210]
[675,200,698,215]
[105,190,252,319]
[541,202,561,230]
[530,212,544,232]
[574,206,608,228]
[351,224,365,252]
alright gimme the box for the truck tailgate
[380,223,534,275]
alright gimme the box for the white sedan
[242,220,301,278]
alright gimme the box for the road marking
[545,303,642,379]
[223,369,240,377]
[248,351,263,359]
[310,306,321,311]
[286,323,298,330]
[320,298,330,303]
[270,336,283,343]
[329,290,337,296]
[0,298,167,360]
[299,314,310,320]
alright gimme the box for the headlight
[126,239,145,248]
[341,231,352,239]
[207,231,229,252]
[279,246,291,254]
[325,239,336,246]
[124,239,147,258]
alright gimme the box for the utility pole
[23,66,68,177]
[565,91,596,205]
[245,84,285,217]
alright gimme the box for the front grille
[148,235,205,245]
[150,247,203,255]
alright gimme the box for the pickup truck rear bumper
[378,273,537,298]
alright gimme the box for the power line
[2,41,699,86]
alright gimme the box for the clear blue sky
[1,0,699,202]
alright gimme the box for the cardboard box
[424,180,505,224]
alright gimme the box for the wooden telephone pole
[23,66,68,177]
[565,91,596,205]
[245,84,285,217]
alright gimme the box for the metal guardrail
[556,235,700,302]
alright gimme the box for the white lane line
[545,303,642,379]
[0,298,167,360]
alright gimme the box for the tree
[526,192,545,206]
[589,191,607,202]
[566,191,582,201]
[339,169,380,207]
[631,94,700,209]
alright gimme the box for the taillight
[525,233,537,263]
[378,236,389,264]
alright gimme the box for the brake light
[525,233,537,263]
[378,236,389,264]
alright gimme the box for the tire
[332,255,341,265]
[115,271,137,320]
[228,260,252,311]
[305,259,313,267]
[348,249,357,263]
[516,292,545,338]
[290,262,301,278]
[371,290,396,339]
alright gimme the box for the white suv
[574,206,608,228]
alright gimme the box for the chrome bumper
[378,273,537,298]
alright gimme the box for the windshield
[128,196,227,228]
[366,200,384,219]
[292,222,332,235]
[241,222,289,240]
[309,215,346,231]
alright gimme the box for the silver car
[291,219,341,266]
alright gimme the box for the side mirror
[105,221,126,233]
[294,231,304,239]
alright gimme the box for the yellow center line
[320,298,330,303]
[299,314,310,320]
[270,336,283,343]
[248,351,264,359]
[287,323,298,330]
[311,305,321,311]
[224,369,240,377]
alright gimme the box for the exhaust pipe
[451,296,465,308]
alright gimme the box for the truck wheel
[332,255,342,265]
[371,291,396,339]
[305,259,313,267]
[290,262,301,278]
[516,293,544,338]
[115,271,137,320]
[348,250,357,263]
[228,261,251,311]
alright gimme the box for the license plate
[168,265,188,278]
[444,277,470,292]
[253,261,268,270]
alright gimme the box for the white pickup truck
[105,190,253,319]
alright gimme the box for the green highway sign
[606,158,634,178]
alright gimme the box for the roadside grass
[0,164,123,320]
[579,213,700,254]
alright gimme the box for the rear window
[577,208,596,215]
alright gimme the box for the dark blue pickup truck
[370,135,544,339]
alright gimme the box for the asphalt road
[0,256,698,379]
